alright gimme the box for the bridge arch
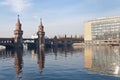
[0,38,14,49]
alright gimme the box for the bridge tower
[37,19,45,49]
[14,15,23,48]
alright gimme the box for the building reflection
[84,47,92,69]
[84,46,120,76]
[14,48,23,79]
[37,48,45,73]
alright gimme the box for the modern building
[84,17,120,45]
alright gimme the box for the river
[0,46,120,80]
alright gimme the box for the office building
[84,17,120,45]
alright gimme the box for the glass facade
[91,19,120,40]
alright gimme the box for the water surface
[0,46,120,80]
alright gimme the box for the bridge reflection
[0,49,14,59]
[84,46,120,76]
[14,48,23,79]
[37,48,45,73]
[0,47,83,59]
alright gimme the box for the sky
[0,0,120,38]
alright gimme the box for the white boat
[0,45,6,50]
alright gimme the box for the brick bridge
[0,38,14,48]
[0,37,83,49]
[0,16,84,49]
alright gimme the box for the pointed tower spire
[38,18,44,32]
[17,14,20,24]
[40,18,42,26]
[16,14,21,30]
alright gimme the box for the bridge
[23,37,77,49]
[0,37,84,49]
[0,38,14,49]
[0,15,84,49]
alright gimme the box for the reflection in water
[36,47,82,73]
[53,48,58,60]
[1,46,120,80]
[0,49,14,59]
[84,46,120,77]
[52,47,83,59]
[14,49,23,79]
[37,48,45,73]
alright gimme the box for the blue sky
[0,0,120,38]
